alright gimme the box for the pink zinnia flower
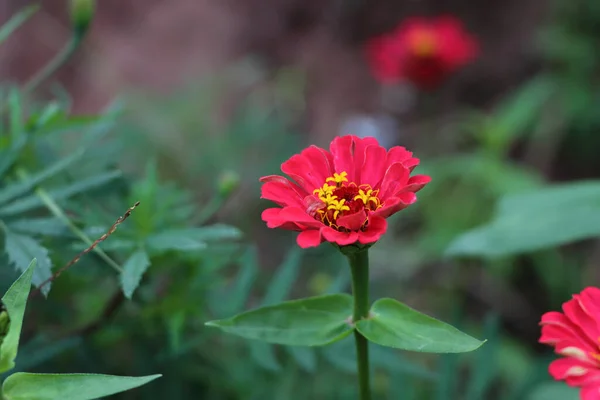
[365,16,478,89]
[540,287,600,399]
[259,135,431,248]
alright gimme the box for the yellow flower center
[410,30,437,57]
[310,171,382,230]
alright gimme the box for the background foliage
[2,0,600,398]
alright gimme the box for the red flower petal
[260,178,306,208]
[330,135,379,182]
[361,144,388,188]
[281,146,332,192]
[357,215,388,244]
[278,207,324,229]
[563,297,600,351]
[337,210,367,232]
[402,175,432,194]
[581,385,600,400]
[374,192,417,219]
[321,227,360,247]
[296,229,323,248]
[379,163,410,199]
[261,208,304,231]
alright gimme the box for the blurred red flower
[540,287,600,399]
[365,16,478,89]
[260,135,430,248]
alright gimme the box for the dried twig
[29,201,140,300]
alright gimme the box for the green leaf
[526,381,579,400]
[356,298,484,353]
[120,249,151,299]
[0,149,84,206]
[286,346,316,372]
[0,5,39,44]
[0,136,27,179]
[185,224,243,242]
[249,342,280,372]
[7,218,68,237]
[262,247,302,306]
[0,260,35,373]
[446,180,600,257]
[3,230,52,295]
[0,170,122,216]
[1,373,162,400]
[205,294,354,346]
[145,230,207,253]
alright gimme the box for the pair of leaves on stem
[206,294,483,353]
[0,260,161,400]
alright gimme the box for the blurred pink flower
[540,287,600,399]
[365,16,478,89]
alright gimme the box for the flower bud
[217,171,240,198]
[69,0,95,38]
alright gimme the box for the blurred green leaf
[447,180,600,257]
[0,149,84,206]
[0,260,35,373]
[262,247,302,306]
[0,136,27,179]
[8,89,23,140]
[249,342,280,372]
[0,5,39,45]
[2,373,162,400]
[206,294,354,346]
[3,229,51,295]
[120,249,151,299]
[286,346,316,373]
[7,218,68,237]
[526,381,579,400]
[145,230,207,253]
[465,313,500,400]
[356,299,484,353]
[209,246,258,318]
[185,224,243,242]
[493,76,555,142]
[0,170,121,216]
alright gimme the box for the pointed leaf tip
[356,298,485,353]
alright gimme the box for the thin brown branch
[29,201,140,300]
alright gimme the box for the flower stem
[347,248,371,400]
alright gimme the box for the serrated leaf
[356,298,484,353]
[446,180,600,257]
[0,149,85,206]
[7,218,68,237]
[0,170,122,216]
[1,373,162,400]
[3,230,52,295]
[120,249,150,299]
[0,260,35,373]
[206,294,354,346]
[0,5,39,44]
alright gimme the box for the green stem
[23,36,81,93]
[347,249,371,400]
